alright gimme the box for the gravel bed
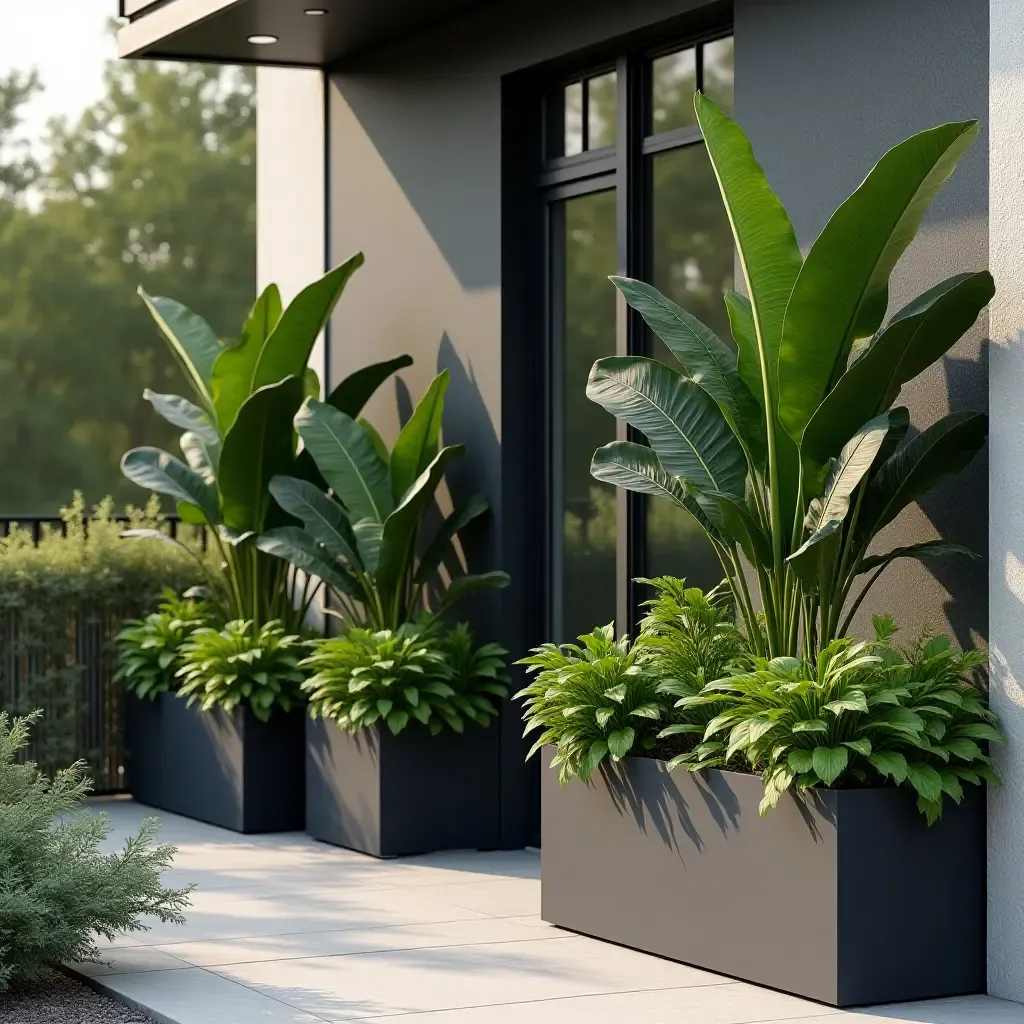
[0,969,156,1024]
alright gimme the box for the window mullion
[614,53,646,638]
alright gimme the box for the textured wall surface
[735,0,989,651]
[988,0,1024,1002]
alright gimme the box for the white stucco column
[256,65,327,389]
[988,0,1024,1002]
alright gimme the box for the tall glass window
[539,32,735,636]
[0,3,256,513]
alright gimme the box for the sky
[0,0,113,148]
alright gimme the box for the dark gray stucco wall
[735,0,989,649]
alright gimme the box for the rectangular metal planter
[541,748,985,1007]
[125,692,305,834]
[306,717,500,857]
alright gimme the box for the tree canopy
[0,55,255,513]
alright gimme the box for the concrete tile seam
[321,981,818,1022]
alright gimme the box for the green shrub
[517,625,666,785]
[177,619,306,722]
[302,622,508,736]
[0,711,191,990]
[673,618,1002,820]
[0,494,205,785]
[115,589,212,701]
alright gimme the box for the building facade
[119,0,1023,1001]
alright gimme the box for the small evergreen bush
[0,711,191,990]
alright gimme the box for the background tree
[0,54,255,513]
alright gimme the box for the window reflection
[703,37,735,114]
[557,190,617,641]
[645,144,734,590]
[652,47,696,133]
[564,81,584,156]
[587,71,617,149]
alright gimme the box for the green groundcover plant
[588,93,990,659]
[177,619,307,722]
[0,711,191,990]
[302,622,509,735]
[115,590,213,701]
[517,624,665,786]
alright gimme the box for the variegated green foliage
[301,622,509,735]
[516,625,665,786]
[671,617,1002,821]
[115,589,213,700]
[593,96,989,659]
[176,619,306,722]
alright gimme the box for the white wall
[988,0,1024,1002]
[256,65,327,388]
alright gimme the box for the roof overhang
[117,0,489,67]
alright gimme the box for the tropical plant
[517,625,666,786]
[0,711,191,990]
[176,619,307,722]
[115,589,213,701]
[257,370,509,630]
[119,255,413,631]
[670,617,1002,821]
[589,94,990,658]
[301,622,509,736]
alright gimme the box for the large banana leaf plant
[256,370,509,630]
[591,95,990,659]
[120,253,413,630]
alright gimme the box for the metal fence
[0,514,184,793]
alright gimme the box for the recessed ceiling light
[247,34,279,45]
[304,8,329,14]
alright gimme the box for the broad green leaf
[724,290,762,411]
[786,519,842,590]
[391,370,449,501]
[180,431,217,484]
[778,121,980,441]
[953,723,1005,743]
[144,390,219,445]
[326,354,414,418]
[842,738,872,756]
[252,255,364,395]
[607,727,636,759]
[802,273,993,466]
[945,738,983,762]
[256,526,362,601]
[211,284,285,434]
[858,540,978,575]
[387,710,410,735]
[219,377,305,532]
[906,762,943,803]
[415,493,491,585]
[590,441,721,538]
[824,694,869,715]
[860,412,988,536]
[304,367,321,398]
[706,490,771,565]
[868,750,909,782]
[439,572,510,615]
[587,356,746,497]
[581,740,608,779]
[268,475,362,568]
[788,748,814,772]
[804,413,890,530]
[376,446,464,606]
[139,289,222,412]
[611,276,764,461]
[812,745,848,785]
[695,93,802,415]
[121,447,220,525]
[295,398,393,523]
[352,519,383,574]
[792,719,828,734]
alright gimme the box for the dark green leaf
[391,371,449,502]
[121,447,220,525]
[858,541,978,575]
[326,354,413,418]
[812,745,849,785]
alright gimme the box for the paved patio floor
[71,799,1024,1024]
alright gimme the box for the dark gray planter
[125,692,305,834]
[541,748,985,1007]
[306,717,500,857]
